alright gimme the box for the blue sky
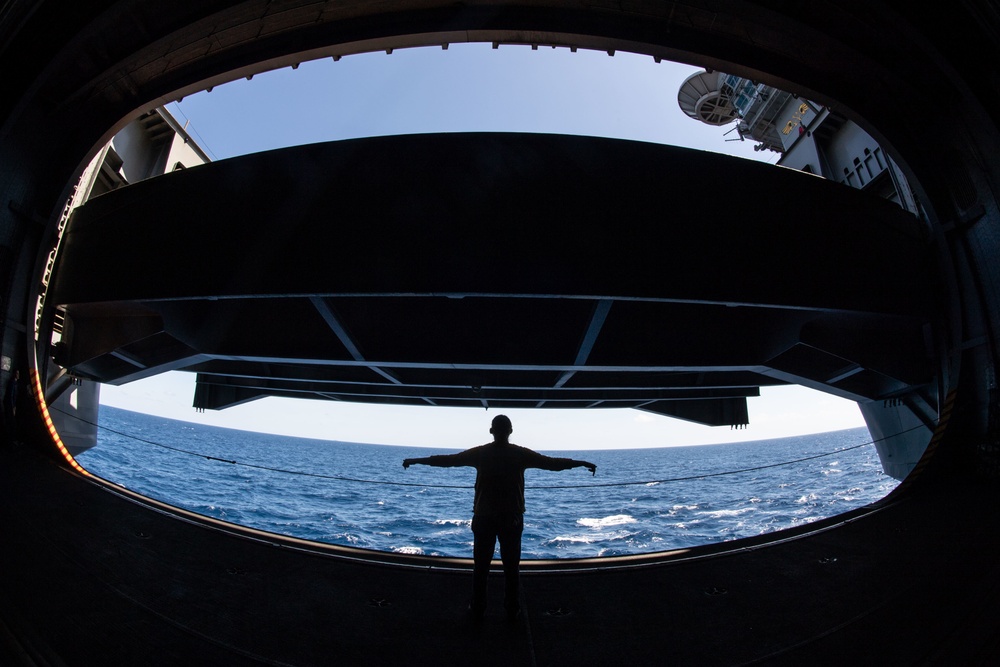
[168,45,777,162]
[99,44,864,449]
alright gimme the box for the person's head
[490,414,513,441]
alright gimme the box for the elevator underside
[48,133,937,428]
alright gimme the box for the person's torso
[472,444,530,516]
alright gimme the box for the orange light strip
[30,368,89,476]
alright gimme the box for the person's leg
[471,515,497,617]
[497,514,524,619]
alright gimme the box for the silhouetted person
[403,414,596,621]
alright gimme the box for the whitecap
[644,481,660,487]
[392,546,424,555]
[433,518,472,527]
[598,548,630,557]
[549,534,601,544]
[577,514,637,528]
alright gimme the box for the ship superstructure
[679,70,933,478]
[680,70,920,214]
[42,108,209,454]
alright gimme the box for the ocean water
[77,406,899,559]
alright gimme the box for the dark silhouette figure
[403,414,597,621]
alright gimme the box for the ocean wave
[547,529,637,545]
[577,514,636,528]
[698,507,754,518]
[433,518,472,527]
[392,546,424,555]
[670,521,704,530]
[598,547,635,557]
[548,534,601,544]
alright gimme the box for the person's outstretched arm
[403,450,476,469]
[528,451,597,476]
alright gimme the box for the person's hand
[586,463,596,476]
[403,459,412,469]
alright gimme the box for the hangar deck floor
[2,442,999,666]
